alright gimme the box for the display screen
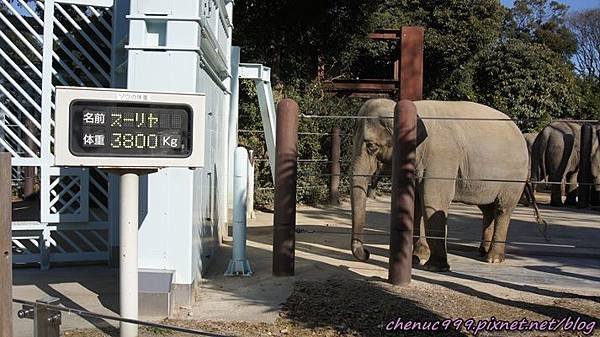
[69,100,193,158]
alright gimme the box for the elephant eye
[365,142,378,154]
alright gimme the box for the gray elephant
[523,132,538,156]
[518,132,538,206]
[351,99,530,271]
[530,122,600,206]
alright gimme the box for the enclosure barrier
[13,298,231,337]
[1,152,12,337]
[329,127,341,205]
[578,123,593,208]
[273,99,299,277]
[388,100,417,285]
[242,110,600,285]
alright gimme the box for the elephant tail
[524,182,550,242]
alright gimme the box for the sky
[501,0,600,12]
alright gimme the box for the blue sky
[501,0,600,12]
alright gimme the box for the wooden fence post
[329,127,341,205]
[273,99,299,276]
[1,152,13,337]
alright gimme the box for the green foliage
[576,77,600,120]
[504,0,577,58]
[233,0,598,205]
[239,81,363,206]
[472,39,581,131]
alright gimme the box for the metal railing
[14,297,231,337]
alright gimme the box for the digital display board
[69,101,193,158]
[54,87,205,168]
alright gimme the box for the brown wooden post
[591,128,600,206]
[578,123,593,208]
[329,127,341,205]
[389,101,417,286]
[1,152,13,337]
[399,27,424,101]
[273,99,299,276]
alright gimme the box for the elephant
[523,132,538,156]
[350,99,531,271]
[518,132,538,206]
[530,122,600,207]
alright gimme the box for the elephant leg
[484,207,514,264]
[564,172,578,206]
[413,188,430,265]
[422,206,450,272]
[478,204,495,256]
[421,179,453,272]
[550,178,563,207]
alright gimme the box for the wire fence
[292,226,600,250]
[298,114,600,123]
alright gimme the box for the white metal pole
[227,47,241,208]
[225,147,252,276]
[247,150,255,219]
[119,172,139,337]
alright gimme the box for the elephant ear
[379,114,428,146]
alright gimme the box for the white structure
[1,0,277,315]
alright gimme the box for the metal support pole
[399,27,424,101]
[225,147,253,276]
[227,47,241,208]
[388,100,417,286]
[330,127,341,205]
[119,172,139,337]
[273,99,298,277]
[1,153,12,337]
[578,124,593,208]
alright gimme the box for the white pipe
[232,147,247,261]
[120,172,139,337]
[247,150,255,219]
[224,147,252,276]
[227,47,241,208]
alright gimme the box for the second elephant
[530,121,600,206]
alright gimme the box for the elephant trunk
[351,154,376,262]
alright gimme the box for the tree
[473,39,581,131]
[568,9,600,80]
[364,0,506,100]
[504,0,577,58]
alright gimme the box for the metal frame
[227,57,277,206]
[2,0,115,267]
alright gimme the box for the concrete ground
[11,194,600,335]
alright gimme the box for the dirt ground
[62,277,600,336]
[51,193,600,337]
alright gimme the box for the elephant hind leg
[478,204,495,256]
[550,178,564,206]
[484,206,515,264]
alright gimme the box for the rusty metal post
[578,123,593,208]
[273,99,299,276]
[399,27,424,101]
[592,128,600,206]
[1,152,13,337]
[388,100,417,286]
[329,127,341,205]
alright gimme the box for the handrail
[13,298,232,337]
